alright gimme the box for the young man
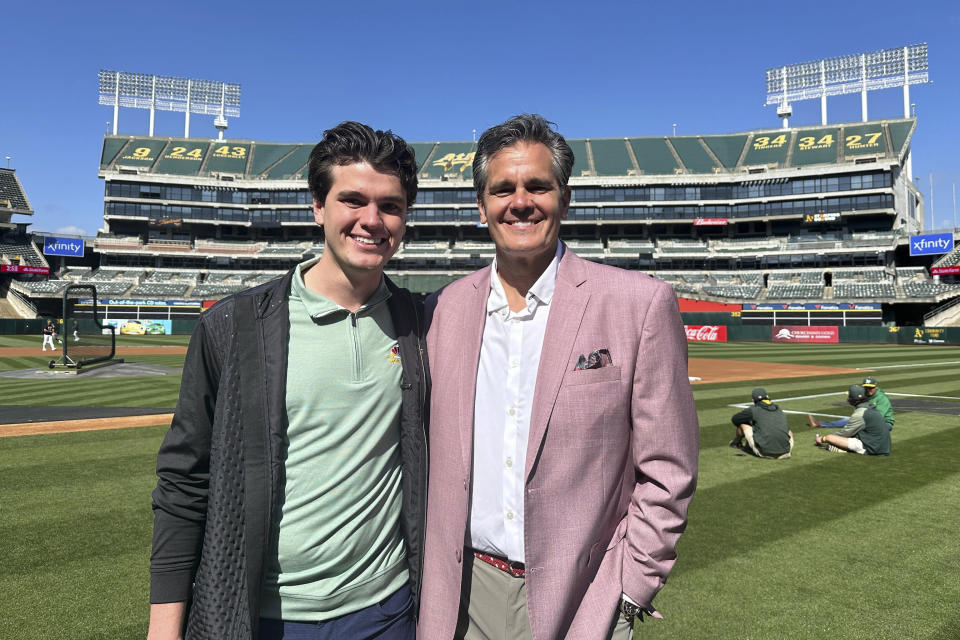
[148,122,428,640]
[421,114,699,640]
[814,385,891,455]
[730,388,793,459]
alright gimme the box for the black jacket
[150,269,429,639]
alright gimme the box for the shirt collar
[291,256,391,319]
[487,241,564,315]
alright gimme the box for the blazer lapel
[525,250,589,479]
[458,268,491,473]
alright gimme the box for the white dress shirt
[469,242,563,563]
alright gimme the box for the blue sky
[4,0,959,236]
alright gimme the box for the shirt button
[456,549,462,563]
[508,407,516,417]
[510,359,519,368]
[506,511,514,520]
[505,457,513,468]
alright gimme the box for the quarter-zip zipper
[350,312,362,382]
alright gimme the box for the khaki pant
[455,553,633,640]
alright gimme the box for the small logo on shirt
[388,344,401,364]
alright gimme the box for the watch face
[620,600,640,617]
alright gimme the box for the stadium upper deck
[37,114,953,314]
[99,118,916,181]
[0,168,34,230]
[93,117,924,274]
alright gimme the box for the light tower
[765,44,929,126]
[98,70,241,139]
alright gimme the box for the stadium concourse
[3,117,960,331]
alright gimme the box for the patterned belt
[472,549,525,578]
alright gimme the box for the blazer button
[456,549,462,563]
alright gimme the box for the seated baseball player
[814,385,891,456]
[730,388,793,459]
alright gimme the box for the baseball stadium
[2,51,959,639]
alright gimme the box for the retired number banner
[684,325,727,342]
[772,326,838,343]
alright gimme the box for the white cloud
[54,225,88,237]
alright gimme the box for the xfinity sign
[909,233,954,256]
[43,236,85,257]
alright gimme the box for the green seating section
[250,144,297,177]
[567,139,591,177]
[100,137,128,168]
[629,138,679,175]
[742,131,791,167]
[702,135,747,168]
[410,143,438,171]
[670,137,717,173]
[888,119,915,158]
[98,118,915,180]
[590,139,635,176]
[420,142,475,180]
[842,123,887,157]
[389,272,462,294]
[114,139,168,169]
[791,128,840,166]
[154,141,208,176]
[263,145,311,179]
[0,170,31,210]
[206,142,251,174]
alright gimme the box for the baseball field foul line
[856,360,960,370]
[0,413,174,438]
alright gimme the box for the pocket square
[575,348,613,371]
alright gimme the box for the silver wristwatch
[619,597,641,621]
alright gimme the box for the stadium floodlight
[99,70,241,138]
[765,44,929,128]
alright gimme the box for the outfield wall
[0,318,197,335]
[3,317,960,345]
[683,321,960,345]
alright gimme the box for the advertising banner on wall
[693,218,728,226]
[906,327,948,345]
[909,233,954,256]
[745,303,881,311]
[43,236,85,257]
[103,319,171,335]
[0,264,50,274]
[772,326,839,343]
[931,266,960,275]
[685,325,727,342]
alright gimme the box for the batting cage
[50,285,122,370]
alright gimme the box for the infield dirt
[0,352,865,436]
[688,357,864,384]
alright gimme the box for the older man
[420,114,699,640]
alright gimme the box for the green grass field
[1,340,958,639]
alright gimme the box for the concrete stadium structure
[5,117,960,327]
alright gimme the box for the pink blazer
[418,248,699,640]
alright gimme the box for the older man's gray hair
[472,114,574,198]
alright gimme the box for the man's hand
[147,602,186,640]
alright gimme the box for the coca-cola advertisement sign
[685,325,727,342]
[771,326,838,343]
